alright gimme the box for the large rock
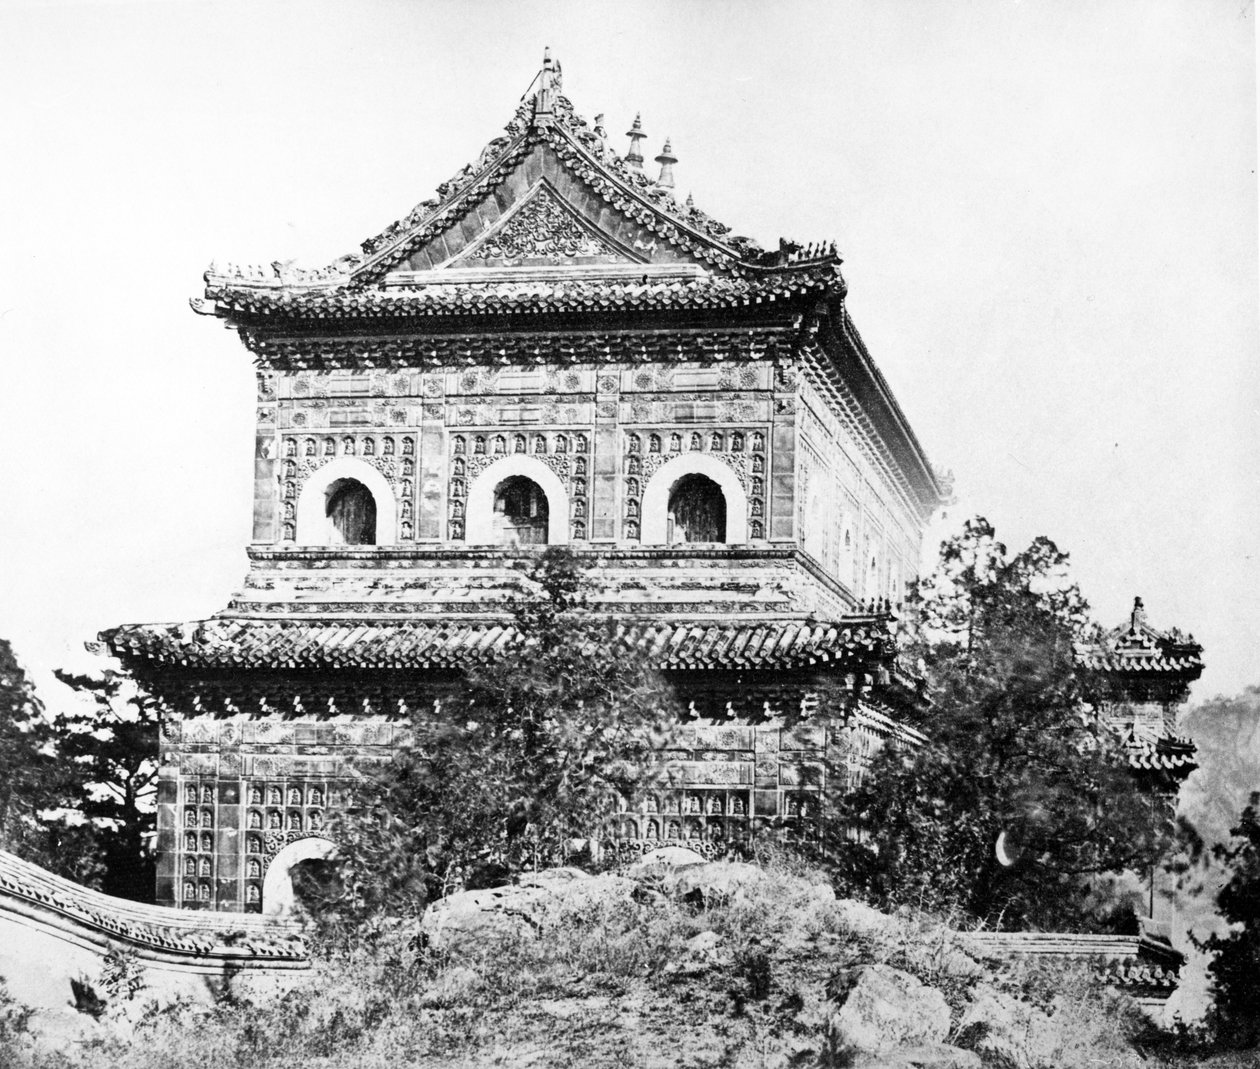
[834,897,897,941]
[956,983,1062,1069]
[420,868,637,953]
[668,860,836,910]
[625,846,707,876]
[829,964,951,1054]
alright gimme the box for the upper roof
[192,50,848,324]
[1080,597,1204,678]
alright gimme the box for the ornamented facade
[103,52,949,911]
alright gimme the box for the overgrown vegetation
[1,853,1248,1069]
[321,547,684,934]
[1193,792,1260,1049]
[837,518,1182,931]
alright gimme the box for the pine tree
[0,638,95,877]
[838,517,1176,929]
[51,669,159,901]
[326,547,682,929]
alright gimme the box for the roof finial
[655,137,677,189]
[534,47,559,127]
[1131,596,1146,632]
[625,113,647,171]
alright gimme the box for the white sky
[0,0,1256,704]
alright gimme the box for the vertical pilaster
[769,404,797,542]
[252,435,277,542]
[418,373,445,541]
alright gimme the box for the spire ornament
[533,47,560,127]
[654,138,677,189]
[625,113,647,171]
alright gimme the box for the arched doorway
[262,837,340,917]
[667,474,727,543]
[325,478,377,544]
[492,476,549,545]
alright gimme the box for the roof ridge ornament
[532,47,561,128]
[625,113,647,171]
[655,137,677,189]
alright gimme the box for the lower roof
[100,615,896,675]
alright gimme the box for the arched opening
[667,474,727,543]
[325,478,376,545]
[261,837,340,917]
[493,476,549,545]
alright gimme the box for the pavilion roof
[100,615,896,675]
[1079,597,1204,678]
[192,50,847,324]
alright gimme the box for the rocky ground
[1,849,1250,1068]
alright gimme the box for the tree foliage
[324,547,682,930]
[51,669,159,901]
[1194,793,1260,1049]
[838,517,1175,929]
[0,639,101,882]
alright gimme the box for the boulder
[673,861,768,906]
[828,964,951,1054]
[664,929,734,976]
[834,897,897,941]
[420,884,545,951]
[420,868,638,953]
[625,846,707,876]
[956,983,1062,1069]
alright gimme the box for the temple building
[99,53,941,912]
[97,54,1200,925]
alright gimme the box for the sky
[0,0,1256,707]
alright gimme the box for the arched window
[492,476,549,545]
[325,478,377,545]
[667,474,727,544]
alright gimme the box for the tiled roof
[202,264,843,322]
[246,328,794,369]
[967,929,1182,994]
[1124,733,1197,772]
[1080,598,1203,678]
[102,617,895,674]
[194,57,847,322]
